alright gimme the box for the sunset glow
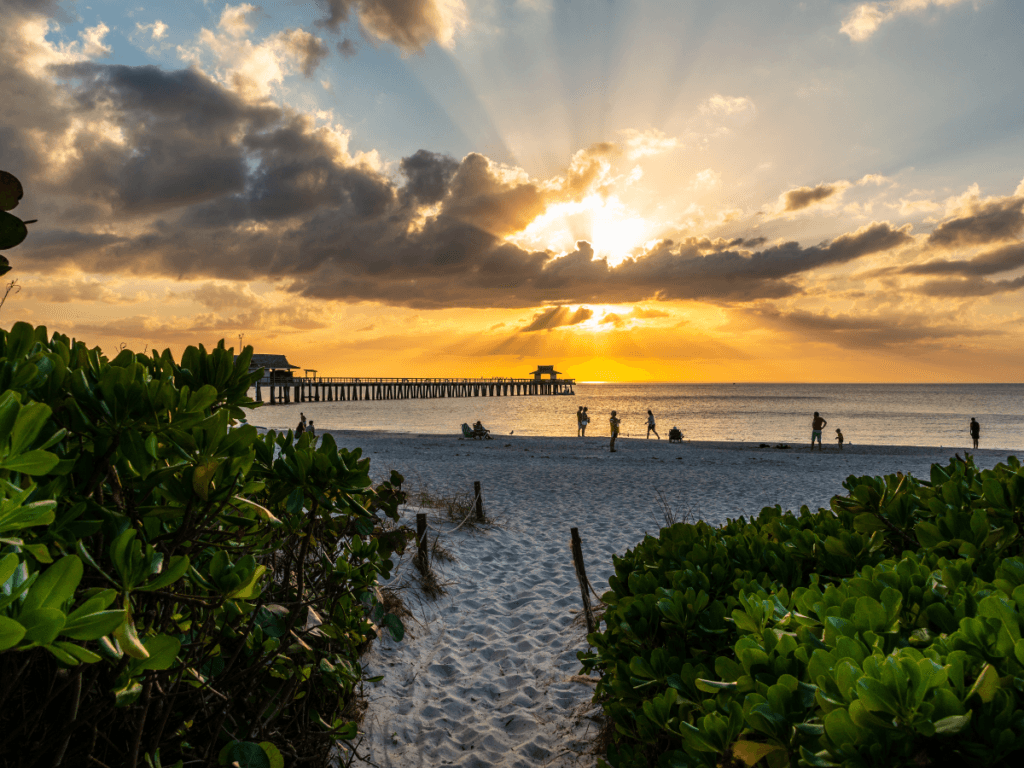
[2,0,1023,381]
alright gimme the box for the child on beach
[581,406,589,436]
[577,406,584,437]
[609,410,621,452]
[308,421,316,439]
[836,428,843,450]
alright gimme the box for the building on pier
[530,365,561,380]
[243,354,299,383]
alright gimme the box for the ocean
[242,383,1024,451]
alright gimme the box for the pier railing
[253,376,575,404]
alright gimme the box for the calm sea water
[242,383,1023,451]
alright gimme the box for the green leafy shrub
[0,322,411,767]
[580,455,1024,767]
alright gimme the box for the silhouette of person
[811,412,827,450]
[969,417,980,449]
[609,410,621,452]
[581,407,589,436]
[577,406,584,437]
[646,409,660,439]
[835,428,844,450]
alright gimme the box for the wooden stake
[570,527,596,634]
[416,513,429,573]
[474,481,484,521]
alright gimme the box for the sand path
[318,433,1018,768]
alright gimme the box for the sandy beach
[317,431,1019,768]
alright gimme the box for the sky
[2,0,1024,382]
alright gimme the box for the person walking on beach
[609,410,621,452]
[811,412,827,450]
[581,407,589,436]
[836,428,844,450]
[308,420,316,439]
[577,406,585,437]
[969,417,980,449]
[300,412,307,429]
[295,420,305,437]
[646,409,660,439]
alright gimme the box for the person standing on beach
[836,428,844,450]
[300,412,307,429]
[646,409,660,439]
[581,407,589,436]
[609,410,621,452]
[577,406,585,437]
[811,412,827,449]
[970,417,980,449]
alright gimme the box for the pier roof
[242,354,299,370]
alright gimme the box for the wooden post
[473,481,484,522]
[416,513,429,573]
[570,527,596,634]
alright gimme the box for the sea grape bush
[580,455,1024,767]
[0,322,411,767]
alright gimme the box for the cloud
[916,275,1024,297]
[700,94,755,117]
[778,181,851,213]
[926,195,1024,249]
[620,128,679,159]
[314,0,468,54]
[746,305,996,349]
[690,169,721,191]
[136,20,169,41]
[22,276,148,304]
[841,0,977,42]
[902,243,1024,276]
[184,6,331,98]
[628,306,670,319]
[0,11,920,313]
[336,38,358,57]
[520,306,593,331]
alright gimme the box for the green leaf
[0,552,19,585]
[21,555,83,613]
[695,678,738,693]
[51,640,103,664]
[258,742,284,768]
[112,613,149,660]
[0,449,60,475]
[855,677,899,715]
[966,663,999,703]
[383,613,405,642]
[732,741,785,766]
[61,609,126,641]
[0,615,26,650]
[224,741,270,768]
[18,607,66,645]
[132,634,181,672]
[933,712,972,734]
[138,555,190,592]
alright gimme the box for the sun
[508,193,661,267]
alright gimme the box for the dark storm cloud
[746,306,995,350]
[926,197,1024,248]
[313,0,461,53]
[400,150,459,205]
[902,243,1024,276]
[520,306,593,332]
[782,183,842,212]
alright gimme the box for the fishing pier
[246,358,575,404]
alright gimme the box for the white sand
[319,432,1018,768]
